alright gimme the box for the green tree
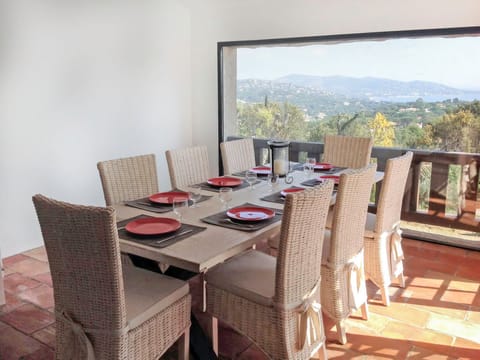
[306,113,369,142]
[237,101,307,140]
[396,124,425,149]
[417,123,435,149]
[432,109,480,152]
[457,100,480,117]
[367,112,395,147]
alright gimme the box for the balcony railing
[226,136,480,249]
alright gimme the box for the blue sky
[237,36,480,90]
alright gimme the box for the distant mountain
[237,78,369,117]
[274,74,480,102]
[236,77,477,123]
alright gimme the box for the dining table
[114,168,384,275]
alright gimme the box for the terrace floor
[1,238,479,359]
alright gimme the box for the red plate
[314,162,333,170]
[207,177,243,187]
[251,166,271,175]
[125,217,181,236]
[149,191,190,204]
[280,188,304,197]
[226,206,275,222]
[318,175,340,184]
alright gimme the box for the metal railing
[227,136,480,238]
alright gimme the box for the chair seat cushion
[206,250,276,307]
[123,266,189,329]
[364,212,376,238]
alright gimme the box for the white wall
[0,1,191,257]
[186,0,480,176]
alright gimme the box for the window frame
[217,26,480,173]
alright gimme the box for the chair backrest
[32,194,126,332]
[328,164,377,266]
[165,145,210,189]
[220,138,256,175]
[323,135,373,169]
[97,154,159,206]
[375,151,413,234]
[274,181,334,307]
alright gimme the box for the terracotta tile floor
[1,238,479,359]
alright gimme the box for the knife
[154,229,193,244]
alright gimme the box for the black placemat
[260,186,305,204]
[200,203,283,232]
[196,179,261,192]
[125,194,212,213]
[314,166,347,174]
[301,178,339,189]
[117,215,207,248]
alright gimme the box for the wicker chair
[323,135,373,169]
[364,152,413,306]
[320,164,376,344]
[97,154,159,206]
[220,138,256,175]
[166,145,210,190]
[32,194,191,360]
[206,182,333,359]
[97,154,159,267]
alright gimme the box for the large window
[218,28,480,248]
[219,27,480,153]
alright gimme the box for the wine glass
[172,197,189,221]
[189,185,202,208]
[245,170,258,190]
[218,187,233,209]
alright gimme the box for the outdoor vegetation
[237,97,480,153]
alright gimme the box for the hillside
[237,77,480,124]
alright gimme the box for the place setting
[196,175,261,192]
[313,163,347,174]
[125,188,212,213]
[116,214,207,248]
[200,202,283,231]
[301,174,340,187]
[232,165,271,178]
[260,186,305,204]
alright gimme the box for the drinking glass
[218,187,233,209]
[245,170,258,190]
[306,157,316,178]
[172,197,189,221]
[189,185,202,208]
[265,173,274,192]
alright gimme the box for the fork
[222,218,257,228]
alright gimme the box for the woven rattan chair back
[32,194,126,356]
[220,138,256,175]
[329,164,377,266]
[323,135,373,169]
[275,181,334,307]
[97,154,159,206]
[166,145,210,189]
[375,152,413,234]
